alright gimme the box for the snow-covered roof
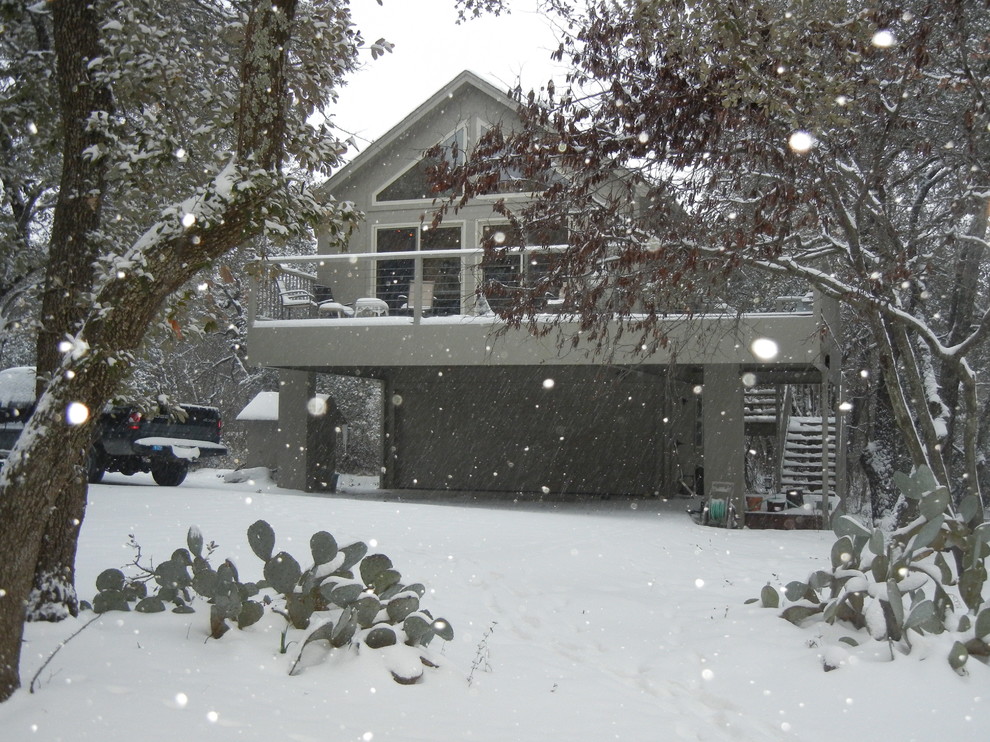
[236,391,332,421]
[236,391,280,421]
[0,366,37,407]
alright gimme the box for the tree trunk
[860,382,908,524]
[38,0,110,379]
[888,322,950,486]
[0,376,107,701]
[940,201,988,503]
[24,0,113,624]
[978,395,990,502]
[867,314,930,525]
[0,0,300,702]
[25,472,89,621]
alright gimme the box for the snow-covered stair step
[779,415,837,496]
[744,387,779,426]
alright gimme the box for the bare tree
[448,0,989,520]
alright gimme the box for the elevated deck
[248,311,828,371]
[245,254,836,373]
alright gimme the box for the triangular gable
[375,126,466,202]
[321,70,520,196]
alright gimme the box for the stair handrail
[773,384,794,493]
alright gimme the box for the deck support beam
[276,369,316,491]
[702,365,746,522]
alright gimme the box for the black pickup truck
[88,403,227,485]
[0,367,227,487]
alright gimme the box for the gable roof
[322,70,519,194]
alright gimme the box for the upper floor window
[480,222,567,312]
[376,129,466,203]
[375,225,463,314]
[376,225,462,252]
[482,222,567,249]
[485,163,544,195]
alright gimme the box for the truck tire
[151,459,188,487]
[87,450,106,484]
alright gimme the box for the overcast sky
[333,0,565,154]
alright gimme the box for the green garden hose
[708,498,727,524]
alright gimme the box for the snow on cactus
[756,466,989,673]
[90,520,453,684]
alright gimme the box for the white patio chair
[399,281,434,315]
[275,277,316,318]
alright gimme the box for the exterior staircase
[743,386,779,436]
[779,416,837,496]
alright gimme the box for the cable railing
[249,247,567,324]
[248,249,824,326]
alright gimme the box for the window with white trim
[376,129,466,203]
[375,225,463,314]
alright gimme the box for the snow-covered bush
[90,520,453,683]
[758,467,989,673]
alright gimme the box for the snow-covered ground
[2,469,986,741]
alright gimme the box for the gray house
[244,71,844,524]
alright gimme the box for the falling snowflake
[58,335,90,361]
[871,30,895,48]
[65,402,90,426]
[307,397,327,416]
[750,338,779,360]
[788,130,815,154]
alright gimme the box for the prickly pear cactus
[752,466,990,673]
[90,519,453,682]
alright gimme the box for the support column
[382,374,398,489]
[276,369,315,491]
[702,365,746,521]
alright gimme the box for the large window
[480,223,567,311]
[375,226,462,314]
[376,129,466,203]
[376,227,416,310]
[488,163,544,195]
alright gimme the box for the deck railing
[249,247,567,324]
[248,250,822,326]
